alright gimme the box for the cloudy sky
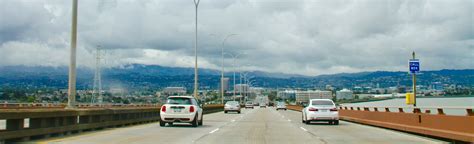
[0,0,472,76]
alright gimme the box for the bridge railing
[0,104,224,143]
[0,103,161,109]
[287,105,474,143]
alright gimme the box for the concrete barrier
[0,104,224,143]
[286,105,474,143]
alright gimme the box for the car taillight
[330,108,338,111]
[190,106,195,113]
[161,106,166,112]
[309,107,318,111]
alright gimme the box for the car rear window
[167,98,192,105]
[311,100,333,106]
[226,101,239,105]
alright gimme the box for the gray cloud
[0,0,472,76]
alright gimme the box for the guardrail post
[413,108,421,113]
[398,108,404,113]
[363,107,369,111]
[437,108,445,115]
[467,109,473,116]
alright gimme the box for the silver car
[245,101,254,109]
[276,102,287,111]
[224,101,241,114]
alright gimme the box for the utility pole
[193,0,200,99]
[66,0,78,109]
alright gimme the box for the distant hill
[0,64,473,90]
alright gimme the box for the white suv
[160,96,203,127]
[302,99,339,125]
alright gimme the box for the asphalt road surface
[34,107,445,144]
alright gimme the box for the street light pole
[224,53,243,101]
[193,0,200,99]
[67,0,78,109]
[221,34,237,104]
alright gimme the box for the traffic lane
[34,108,256,144]
[195,107,325,144]
[277,109,447,144]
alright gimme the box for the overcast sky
[0,0,472,76]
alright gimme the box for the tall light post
[242,72,254,102]
[193,0,200,99]
[224,53,244,101]
[221,34,237,104]
[67,0,78,109]
[239,64,251,102]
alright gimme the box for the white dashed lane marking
[209,128,219,134]
[300,127,308,132]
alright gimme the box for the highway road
[34,107,445,144]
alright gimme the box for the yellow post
[406,93,415,105]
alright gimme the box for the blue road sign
[409,59,420,73]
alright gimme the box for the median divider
[286,105,474,143]
[0,104,224,143]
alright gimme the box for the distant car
[302,99,339,125]
[276,102,287,111]
[245,101,254,109]
[259,103,266,108]
[224,101,241,113]
[160,96,203,127]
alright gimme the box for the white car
[224,101,241,113]
[276,102,287,111]
[245,101,254,109]
[160,96,203,127]
[302,99,339,125]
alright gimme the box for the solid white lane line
[209,128,219,134]
[231,119,236,122]
[288,119,292,122]
[300,127,308,132]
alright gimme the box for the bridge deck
[34,108,444,144]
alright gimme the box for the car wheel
[238,111,241,114]
[198,115,203,126]
[334,120,339,125]
[224,111,228,113]
[160,120,165,127]
[191,114,198,127]
[305,120,311,125]
[285,109,287,111]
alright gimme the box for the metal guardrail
[0,104,224,143]
[0,103,161,109]
[286,105,474,142]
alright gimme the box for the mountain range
[0,64,473,91]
